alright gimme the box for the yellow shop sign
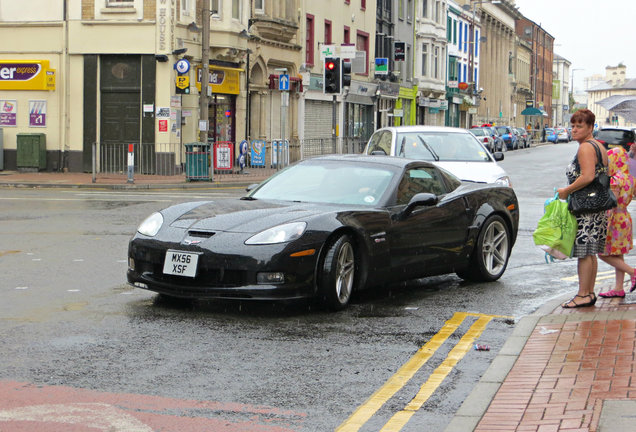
[195,65,242,95]
[0,60,56,91]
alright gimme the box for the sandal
[599,289,625,298]
[562,294,596,308]
[630,269,636,293]
[590,292,597,305]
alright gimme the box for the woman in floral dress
[598,146,636,297]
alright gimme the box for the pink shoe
[599,289,626,298]
[630,269,636,293]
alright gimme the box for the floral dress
[603,147,636,256]
[565,142,609,258]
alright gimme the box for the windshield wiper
[240,196,257,200]
[398,136,406,157]
[417,136,439,161]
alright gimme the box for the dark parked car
[594,127,636,152]
[128,155,519,310]
[514,128,529,148]
[494,126,519,150]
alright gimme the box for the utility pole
[199,1,210,143]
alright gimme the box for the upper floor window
[357,30,369,75]
[422,0,428,18]
[421,44,428,76]
[325,20,332,44]
[255,0,264,13]
[361,0,366,10]
[210,0,221,16]
[232,0,240,20]
[344,26,350,44]
[398,0,404,20]
[407,0,412,20]
[306,14,315,66]
[180,0,192,19]
[434,46,439,79]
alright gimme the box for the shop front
[196,63,241,144]
[344,80,377,151]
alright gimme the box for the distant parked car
[555,127,569,143]
[545,128,558,143]
[594,127,636,152]
[469,127,496,153]
[494,126,518,150]
[514,128,529,148]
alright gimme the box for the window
[453,20,457,45]
[422,0,427,18]
[435,1,440,23]
[344,26,350,44]
[356,31,369,75]
[345,0,350,4]
[210,0,221,15]
[324,20,332,44]
[396,168,447,205]
[463,23,468,52]
[232,0,240,19]
[398,0,404,20]
[475,29,479,57]
[255,0,264,13]
[407,0,412,20]
[447,17,452,41]
[306,14,315,66]
[406,45,411,80]
[434,46,439,79]
[421,44,428,76]
[361,0,366,9]
[458,21,462,50]
[180,0,191,18]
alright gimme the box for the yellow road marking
[336,312,506,432]
[0,250,21,257]
[562,270,616,282]
[379,315,494,431]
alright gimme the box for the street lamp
[199,1,210,143]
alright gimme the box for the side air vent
[187,230,215,238]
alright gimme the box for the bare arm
[557,143,597,199]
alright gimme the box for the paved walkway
[446,294,636,432]
[4,166,634,432]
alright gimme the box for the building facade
[552,54,571,127]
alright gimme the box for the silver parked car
[363,126,512,187]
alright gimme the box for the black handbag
[568,141,617,215]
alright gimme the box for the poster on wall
[0,100,17,126]
[29,100,46,127]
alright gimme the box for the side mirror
[400,193,438,219]
[492,152,504,161]
[245,183,259,192]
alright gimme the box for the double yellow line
[336,312,510,432]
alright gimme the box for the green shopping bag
[532,193,577,260]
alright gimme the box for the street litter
[539,327,559,335]
[474,344,490,351]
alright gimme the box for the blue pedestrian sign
[279,74,289,91]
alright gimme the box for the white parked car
[363,126,512,187]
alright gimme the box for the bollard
[127,143,134,184]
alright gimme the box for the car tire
[319,234,356,310]
[457,215,510,282]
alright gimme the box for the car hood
[433,161,508,184]
[171,200,333,233]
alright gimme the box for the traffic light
[323,57,340,94]
[341,60,352,89]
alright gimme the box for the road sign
[175,75,190,94]
[279,74,289,91]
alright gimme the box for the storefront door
[208,95,235,144]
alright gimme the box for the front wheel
[457,215,510,282]
[319,234,356,310]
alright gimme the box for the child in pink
[599,147,636,297]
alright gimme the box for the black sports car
[127,155,519,310]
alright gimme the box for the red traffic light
[326,61,336,70]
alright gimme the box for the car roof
[308,153,436,169]
[598,127,634,132]
[374,125,471,134]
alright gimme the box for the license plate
[163,250,199,278]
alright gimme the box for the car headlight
[245,222,307,245]
[495,176,512,188]
[137,212,163,237]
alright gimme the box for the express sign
[0,60,56,91]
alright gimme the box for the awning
[596,95,636,123]
[521,107,543,116]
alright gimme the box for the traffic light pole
[332,95,337,140]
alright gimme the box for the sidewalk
[0,169,269,189]
[446,293,636,432]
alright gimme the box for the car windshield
[470,129,486,136]
[495,127,509,135]
[249,160,396,206]
[395,131,492,162]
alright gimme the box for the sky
[513,0,635,92]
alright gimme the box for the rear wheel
[319,234,356,310]
[457,215,510,282]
